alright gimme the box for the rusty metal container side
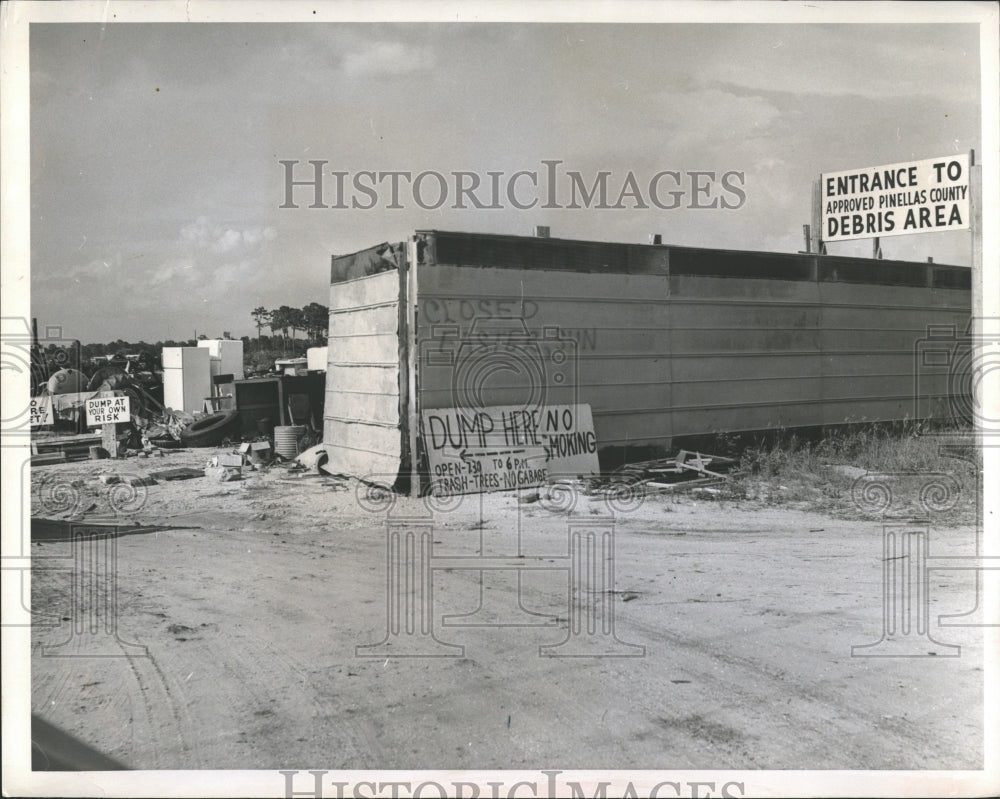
[324,244,407,481]
[415,231,971,461]
[414,264,675,456]
[665,248,969,439]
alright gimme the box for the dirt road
[28,451,983,771]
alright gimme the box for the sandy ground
[27,448,984,771]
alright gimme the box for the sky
[28,19,983,343]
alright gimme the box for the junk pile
[31,434,108,466]
[206,446,259,482]
[175,410,241,448]
[33,362,325,482]
[84,367,195,452]
[203,440,342,485]
[603,450,740,495]
[136,408,195,448]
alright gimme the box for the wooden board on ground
[147,467,205,481]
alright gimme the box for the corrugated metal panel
[416,265,674,450]
[415,232,970,456]
[324,269,403,480]
[668,274,968,436]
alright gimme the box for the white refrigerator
[162,347,212,414]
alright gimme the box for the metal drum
[273,425,306,459]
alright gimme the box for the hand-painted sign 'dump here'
[421,404,599,496]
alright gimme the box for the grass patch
[718,424,978,525]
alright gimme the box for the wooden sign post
[86,394,131,458]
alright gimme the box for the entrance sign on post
[822,154,969,242]
[421,403,599,496]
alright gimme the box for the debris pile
[604,450,740,495]
[137,408,195,448]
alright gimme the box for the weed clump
[722,423,978,524]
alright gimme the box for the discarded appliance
[275,357,308,376]
[47,368,86,395]
[198,338,245,381]
[232,374,325,435]
[162,347,211,415]
[306,346,328,372]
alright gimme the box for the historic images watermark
[850,317,1000,657]
[278,160,746,212]
[352,316,645,658]
[279,768,746,799]
[20,475,151,658]
[849,471,964,658]
[2,316,148,657]
[352,481,645,659]
[1,316,81,441]
[912,317,1000,436]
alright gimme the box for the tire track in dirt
[236,624,387,767]
[611,601,980,768]
[150,617,381,768]
[122,646,195,768]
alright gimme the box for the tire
[179,410,242,448]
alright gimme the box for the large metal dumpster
[325,231,971,488]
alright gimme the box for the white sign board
[86,395,131,426]
[822,154,969,242]
[29,396,54,426]
[422,404,600,496]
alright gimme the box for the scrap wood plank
[31,436,101,455]
[676,461,727,479]
[147,466,205,481]
[675,450,730,479]
[31,452,68,466]
[32,432,102,447]
[612,450,737,486]
[646,477,725,493]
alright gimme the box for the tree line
[251,302,328,353]
[34,302,330,368]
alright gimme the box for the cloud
[180,216,277,254]
[240,227,277,248]
[32,253,125,288]
[652,88,783,144]
[340,40,435,77]
[148,258,197,287]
